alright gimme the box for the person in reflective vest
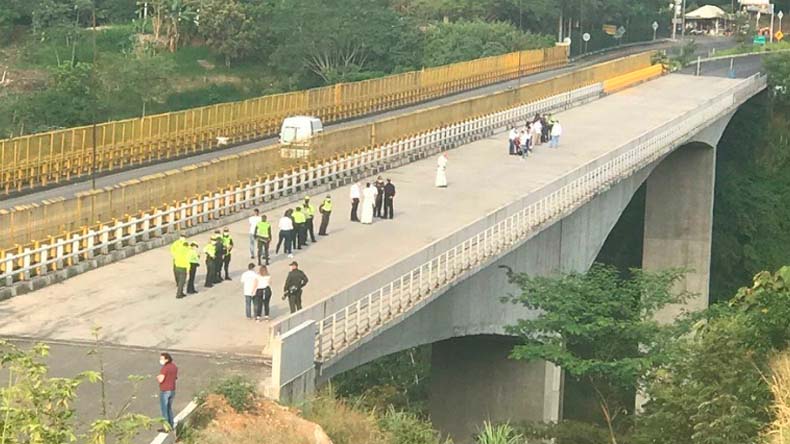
[172,238,190,299]
[203,237,217,288]
[303,196,317,243]
[187,242,200,294]
[254,215,272,266]
[170,235,186,285]
[221,228,234,281]
[292,206,307,249]
[213,231,225,284]
[319,195,332,236]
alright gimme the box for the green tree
[197,0,255,67]
[503,264,688,444]
[101,52,176,117]
[0,339,158,443]
[635,267,790,444]
[421,19,553,67]
[765,54,790,107]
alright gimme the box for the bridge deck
[0,74,742,356]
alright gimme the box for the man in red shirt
[157,352,178,431]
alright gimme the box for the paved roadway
[1,38,729,210]
[0,74,743,357]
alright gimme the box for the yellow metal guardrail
[0,46,568,195]
[603,64,665,94]
[0,52,657,258]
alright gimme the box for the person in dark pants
[254,215,272,265]
[221,228,234,280]
[318,195,332,235]
[256,265,272,320]
[283,261,309,313]
[350,182,361,221]
[157,352,178,432]
[303,196,317,243]
[187,242,199,294]
[383,179,396,219]
[292,206,307,249]
[203,235,217,288]
[212,231,224,284]
[171,238,189,299]
[374,176,385,217]
[276,209,294,256]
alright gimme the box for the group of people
[169,228,235,298]
[240,260,309,319]
[508,113,563,158]
[247,195,333,266]
[349,176,396,224]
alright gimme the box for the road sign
[652,21,659,31]
[776,31,785,41]
[754,35,767,45]
[602,24,617,36]
[582,32,591,42]
[779,10,784,20]
[615,26,626,39]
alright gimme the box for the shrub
[205,376,256,413]
[379,407,447,444]
[302,395,387,444]
[476,422,524,444]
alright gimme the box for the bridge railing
[0,47,568,195]
[268,74,766,366]
[0,83,604,289]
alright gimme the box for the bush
[204,376,256,413]
[302,395,387,444]
[518,420,611,444]
[379,407,447,444]
[476,422,524,444]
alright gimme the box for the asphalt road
[0,38,701,210]
[679,53,767,78]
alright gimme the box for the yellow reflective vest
[293,210,306,224]
[320,199,332,213]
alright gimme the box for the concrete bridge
[0,66,766,441]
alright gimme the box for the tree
[150,0,197,52]
[101,52,176,117]
[197,0,255,67]
[635,267,790,444]
[0,337,158,443]
[765,54,790,107]
[502,264,689,444]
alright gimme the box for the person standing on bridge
[172,238,189,299]
[303,196,317,243]
[203,235,218,288]
[247,209,262,259]
[318,195,332,236]
[255,265,272,321]
[276,209,294,257]
[435,153,448,188]
[292,206,307,249]
[283,261,309,313]
[350,182,361,222]
[374,176,385,218]
[221,228,234,281]
[187,242,200,295]
[157,352,178,432]
[241,263,258,320]
[531,117,543,148]
[212,231,225,284]
[254,215,272,266]
[508,126,518,155]
[170,235,186,285]
[550,119,563,148]
[361,183,377,224]
[383,179,396,219]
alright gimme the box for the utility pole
[681,0,687,38]
[91,1,97,191]
[518,0,523,87]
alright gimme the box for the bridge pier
[643,142,717,321]
[430,335,561,443]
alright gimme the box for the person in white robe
[360,183,377,224]
[435,153,448,188]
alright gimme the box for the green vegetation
[717,41,790,57]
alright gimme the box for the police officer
[303,196,317,243]
[170,235,186,285]
[254,215,272,266]
[283,261,309,313]
[187,242,200,294]
[383,179,396,219]
[374,176,385,218]
[221,228,234,281]
[203,236,217,288]
[318,195,332,236]
[292,206,307,249]
[212,231,225,284]
[172,238,189,299]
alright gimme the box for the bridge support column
[429,335,561,443]
[643,143,716,321]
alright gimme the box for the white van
[279,116,323,145]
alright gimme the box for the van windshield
[281,126,298,143]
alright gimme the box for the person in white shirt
[550,120,563,148]
[531,119,543,147]
[247,209,262,259]
[519,129,530,159]
[508,127,518,155]
[349,182,361,222]
[254,265,272,321]
[240,263,259,320]
[360,183,377,224]
[275,209,294,257]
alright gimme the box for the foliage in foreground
[0,338,158,444]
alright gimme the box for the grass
[716,41,790,57]
[766,352,790,444]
